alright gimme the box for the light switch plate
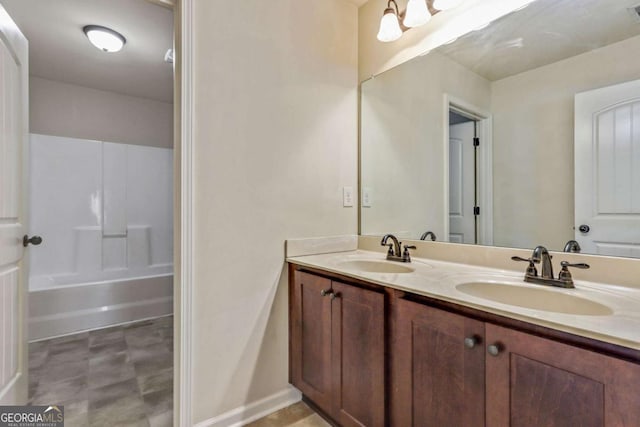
[343,186,354,207]
[362,187,372,207]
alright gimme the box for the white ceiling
[437,0,640,81]
[1,0,174,103]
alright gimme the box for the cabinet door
[290,271,333,414]
[486,324,640,427]
[331,281,385,427]
[391,299,485,427]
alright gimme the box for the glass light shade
[377,10,403,42]
[433,0,464,11]
[403,0,431,28]
[83,25,126,53]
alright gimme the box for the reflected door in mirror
[575,79,640,258]
[449,120,477,244]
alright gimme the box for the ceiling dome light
[433,0,464,11]
[377,0,403,42]
[83,25,126,53]
[404,0,431,28]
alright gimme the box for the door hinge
[473,137,480,147]
[474,206,480,216]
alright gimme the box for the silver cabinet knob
[487,344,502,356]
[464,336,478,349]
[329,292,338,300]
[320,289,331,297]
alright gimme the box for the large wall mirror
[360,0,640,258]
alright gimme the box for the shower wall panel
[28,134,173,339]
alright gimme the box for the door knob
[23,235,43,247]
[578,224,590,233]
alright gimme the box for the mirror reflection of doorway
[445,98,492,247]
[449,110,479,244]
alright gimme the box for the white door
[0,6,29,404]
[449,121,475,243]
[575,79,640,258]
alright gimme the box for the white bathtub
[29,270,173,341]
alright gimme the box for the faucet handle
[511,256,538,276]
[560,261,590,269]
[402,245,416,262]
[558,261,590,285]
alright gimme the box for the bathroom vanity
[287,249,640,427]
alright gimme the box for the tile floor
[247,402,330,427]
[28,316,173,427]
[29,315,327,427]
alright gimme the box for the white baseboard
[194,386,302,427]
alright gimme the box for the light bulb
[404,0,431,28]
[377,9,402,42]
[433,0,464,11]
[83,25,126,53]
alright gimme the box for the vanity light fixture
[83,25,126,53]
[377,0,403,42]
[377,0,465,43]
[404,0,431,28]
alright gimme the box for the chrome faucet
[563,240,581,253]
[381,234,415,263]
[381,234,401,257]
[512,245,590,289]
[532,245,554,279]
[420,231,436,241]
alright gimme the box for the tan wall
[30,76,173,148]
[361,50,490,238]
[491,34,640,250]
[358,0,534,82]
[191,0,358,422]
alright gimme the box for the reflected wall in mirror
[360,0,640,258]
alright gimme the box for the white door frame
[443,94,493,246]
[178,0,194,426]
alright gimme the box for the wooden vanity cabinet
[289,271,333,413]
[391,298,485,427]
[290,269,385,426]
[393,296,640,427]
[485,323,640,427]
[290,266,640,427]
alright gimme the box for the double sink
[337,258,613,317]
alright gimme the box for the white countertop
[287,249,640,351]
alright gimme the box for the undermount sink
[337,260,415,274]
[456,282,613,316]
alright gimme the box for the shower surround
[28,134,173,340]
